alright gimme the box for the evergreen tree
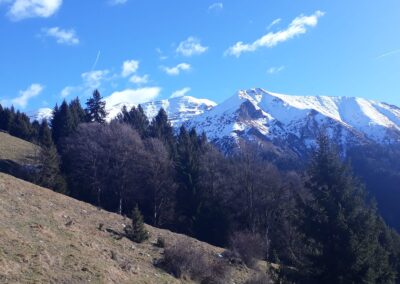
[69,97,86,127]
[36,121,67,193]
[175,126,202,234]
[51,101,75,146]
[299,134,396,283]
[149,108,176,157]
[85,89,107,123]
[124,205,149,243]
[116,105,149,137]
[9,111,32,140]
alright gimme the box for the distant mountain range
[32,88,400,154]
[185,88,400,154]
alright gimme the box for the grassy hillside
[0,132,38,165]
[0,173,268,283]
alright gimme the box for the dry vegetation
[0,173,270,283]
[0,132,38,165]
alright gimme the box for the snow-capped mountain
[30,108,53,122]
[184,88,400,154]
[106,95,216,125]
[32,96,216,125]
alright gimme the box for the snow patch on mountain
[185,88,400,152]
[106,95,216,125]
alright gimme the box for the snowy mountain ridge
[31,88,400,153]
[184,88,400,153]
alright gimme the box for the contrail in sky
[91,50,101,70]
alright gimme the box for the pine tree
[36,121,67,193]
[85,89,107,123]
[51,101,75,146]
[116,105,149,137]
[69,97,86,127]
[124,205,149,243]
[149,108,176,157]
[175,126,202,235]
[299,134,396,283]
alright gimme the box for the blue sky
[0,0,399,113]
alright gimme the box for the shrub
[160,239,230,283]
[155,237,166,248]
[229,231,267,268]
[124,205,149,243]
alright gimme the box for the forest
[1,90,400,283]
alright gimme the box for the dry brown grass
[0,173,270,283]
[0,132,39,165]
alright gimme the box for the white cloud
[42,27,79,45]
[121,60,139,77]
[267,66,285,74]
[11,83,44,109]
[176,37,208,57]
[108,0,127,5]
[59,69,109,98]
[130,74,149,85]
[4,0,62,21]
[81,69,109,90]
[208,2,223,12]
[267,18,281,30]
[161,63,191,76]
[170,87,191,99]
[105,87,161,106]
[60,86,76,98]
[225,10,325,57]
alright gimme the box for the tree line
[1,90,400,283]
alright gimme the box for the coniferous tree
[149,108,176,156]
[124,205,149,243]
[175,126,202,235]
[51,101,75,146]
[299,134,396,283]
[69,97,86,127]
[85,89,107,123]
[116,105,149,138]
[36,120,67,193]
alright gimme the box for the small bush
[160,239,230,283]
[124,205,149,243]
[229,231,267,268]
[155,237,166,248]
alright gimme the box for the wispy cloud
[170,87,191,98]
[267,66,285,74]
[225,10,325,57]
[208,2,223,12]
[108,0,127,5]
[376,48,400,60]
[130,74,149,85]
[267,18,281,30]
[176,37,208,57]
[105,87,161,106]
[121,60,139,77]
[161,63,191,76]
[59,69,110,98]
[2,0,62,21]
[10,84,44,109]
[42,27,79,45]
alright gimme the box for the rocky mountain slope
[32,88,400,155]
[31,95,216,126]
[185,88,400,154]
[0,173,268,283]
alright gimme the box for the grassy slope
[0,132,39,165]
[0,173,266,283]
